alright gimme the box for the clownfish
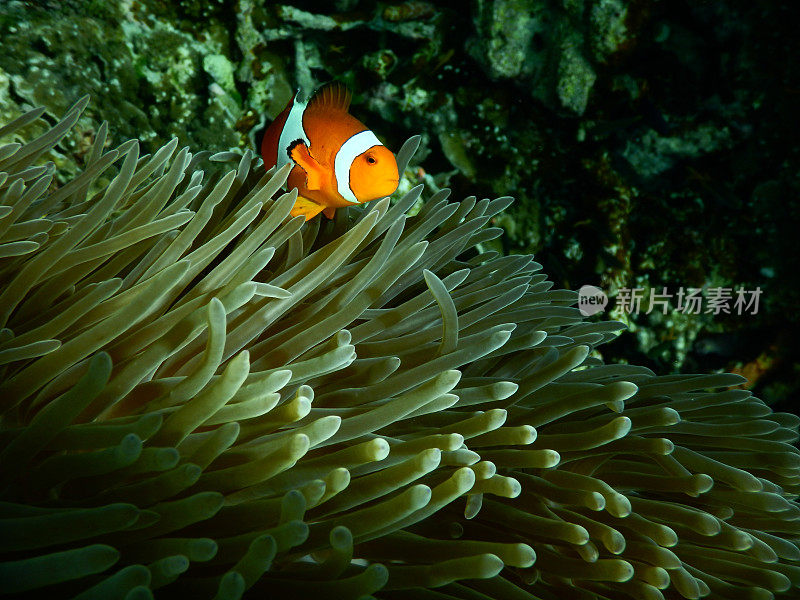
[261,83,400,220]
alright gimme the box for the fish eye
[366,155,377,165]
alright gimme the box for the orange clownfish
[261,83,400,221]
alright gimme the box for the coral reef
[1,99,799,599]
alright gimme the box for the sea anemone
[1,98,798,600]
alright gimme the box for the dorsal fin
[307,82,352,113]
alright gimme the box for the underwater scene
[0,1,798,598]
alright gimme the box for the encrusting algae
[0,98,799,599]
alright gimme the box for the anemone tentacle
[0,101,798,600]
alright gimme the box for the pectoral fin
[289,142,325,190]
[290,196,326,221]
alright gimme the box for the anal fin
[290,196,326,221]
